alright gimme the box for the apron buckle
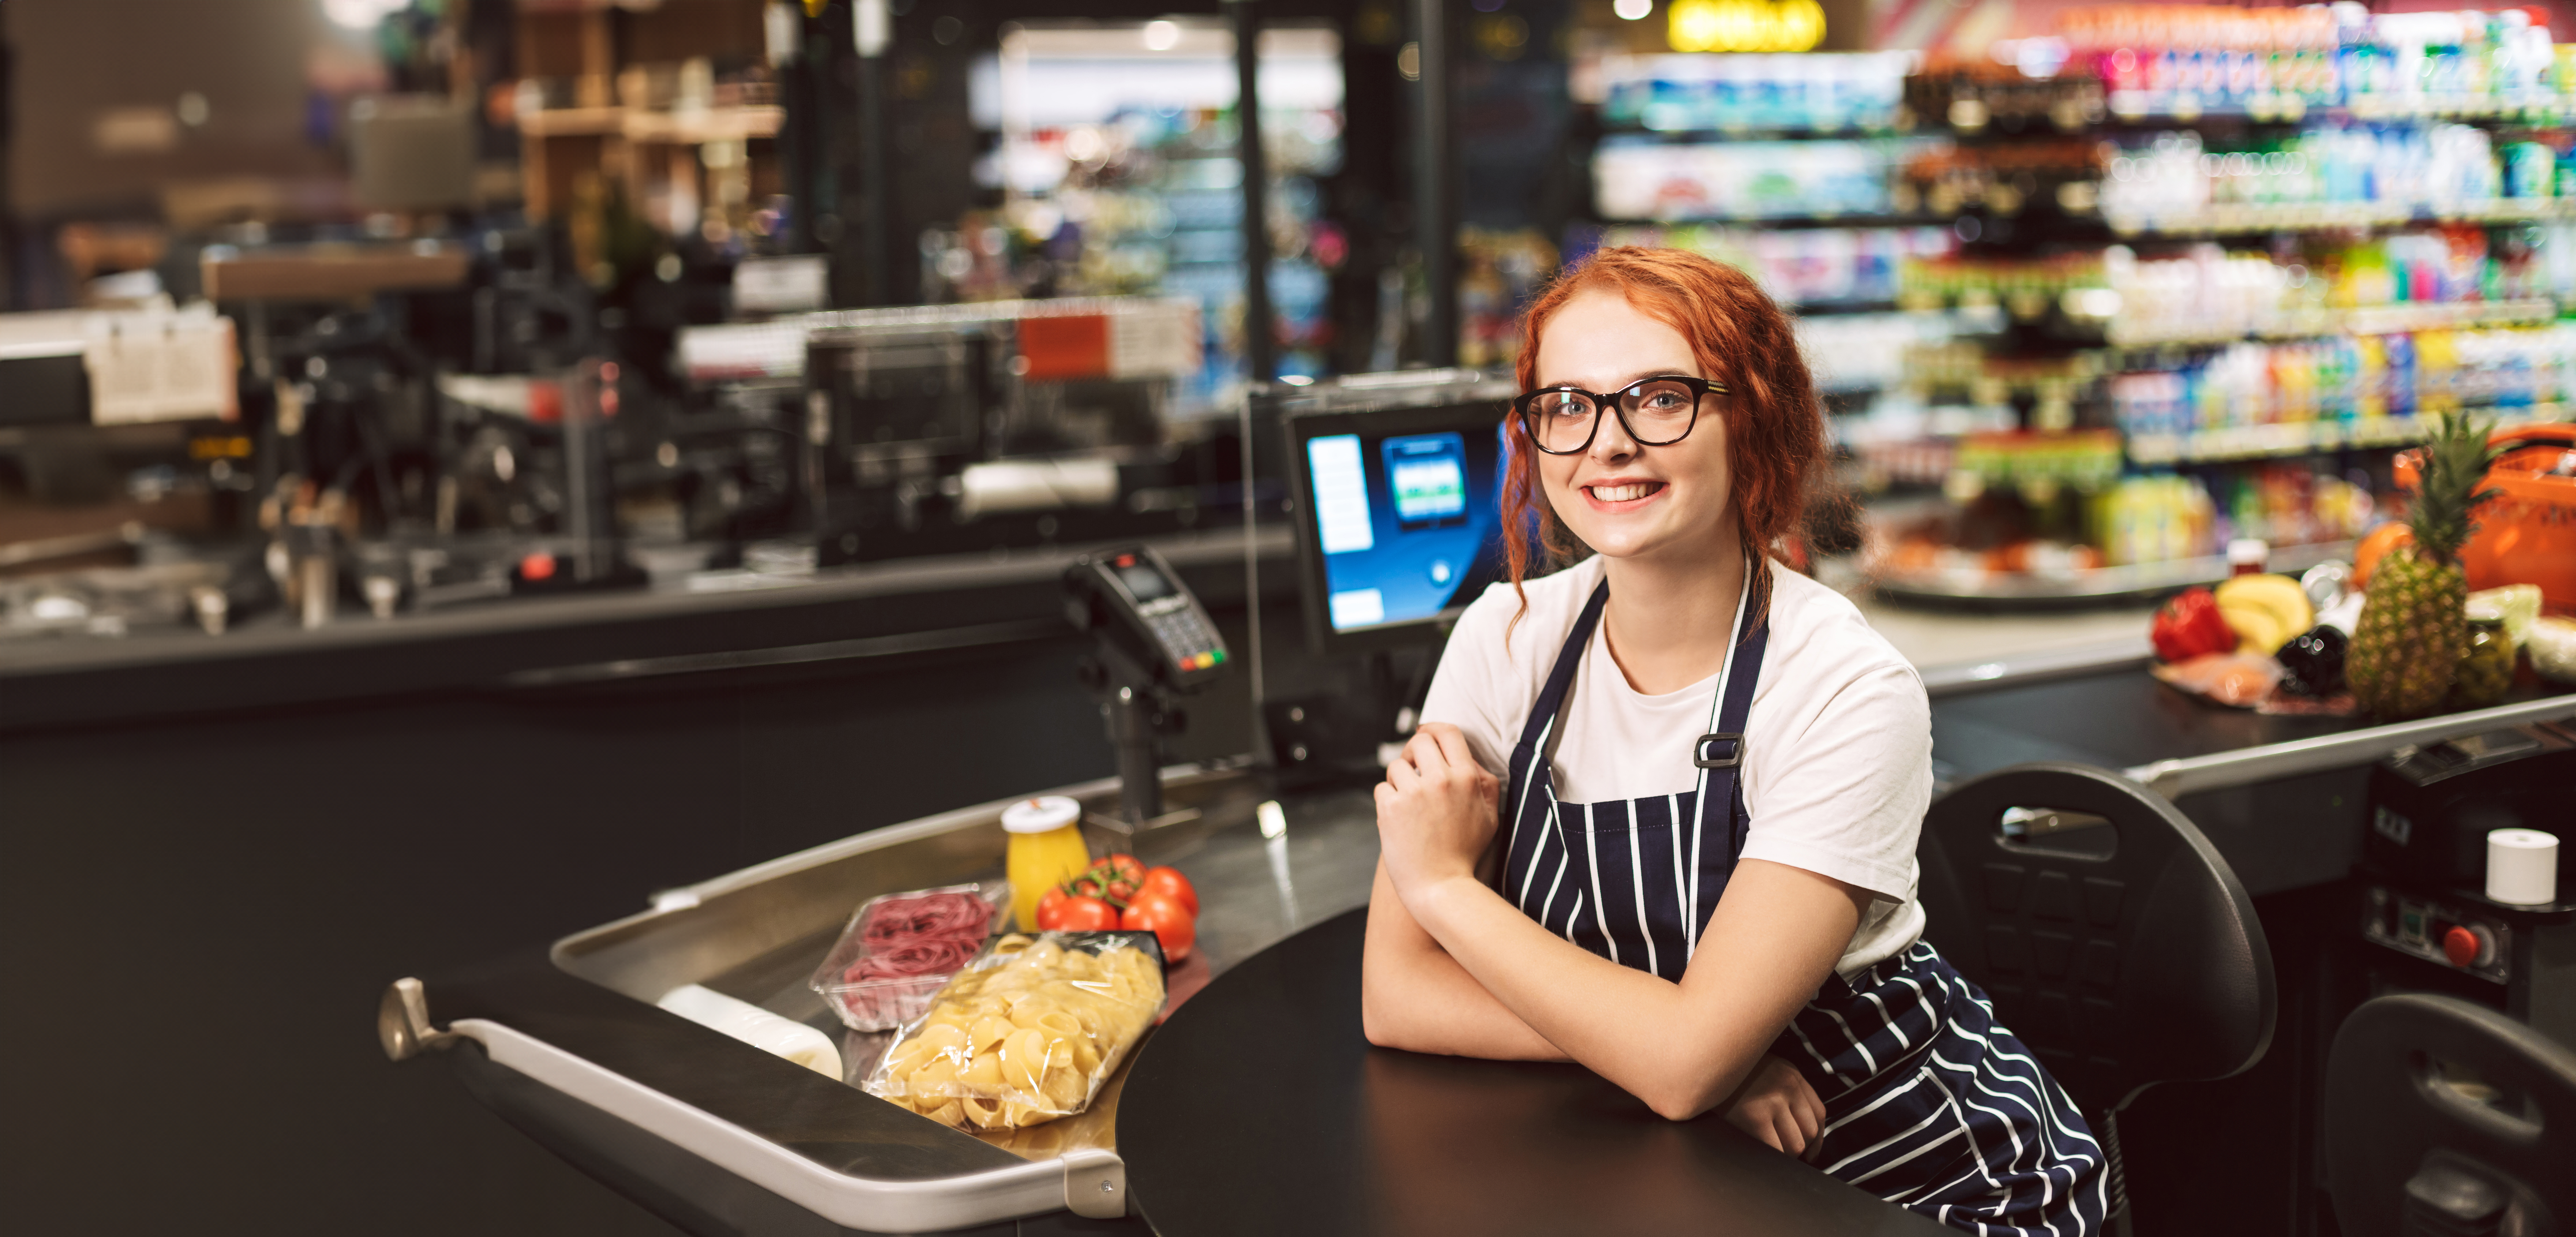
[1694,733,1744,769]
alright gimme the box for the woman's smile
[1581,478,1668,510]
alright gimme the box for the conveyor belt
[1924,643,2576,795]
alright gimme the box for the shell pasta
[863,931,1165,1130]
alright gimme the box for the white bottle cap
[2227,538,2270,569]
[1002,795,1083,834]
[2486,828,2559,906]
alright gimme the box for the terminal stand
[1086,671,1185,832]
[1062,545,1233,833]
[1261,631,1446,785]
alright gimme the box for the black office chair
[2325,993,2576,1237]
[1917,761,2276,1235]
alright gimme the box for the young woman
[1361,247,2106,1235]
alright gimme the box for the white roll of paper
[955,458,1119,520]
[656,984,845,1080]
[2486,829,2560,906]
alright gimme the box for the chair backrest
[2326,993,2576,1237]
[1917,762,2275,1114]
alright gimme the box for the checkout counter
[379,650,2574,1236]
[364,372,2576,1236]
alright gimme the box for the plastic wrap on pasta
[862,930,1166,1131]
[809,882,1009,1032]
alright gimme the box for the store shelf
[1791,298,1903,317]
[201,241,473,301]
[2342,97,2576,123]
[518,105,783,143]
[2105,299,2566,348]
[1602,211,1957,229]
[1613,124,1911,140]
[517,106,626,138]
[624,106,783,144]
[2108,199,2576,237]
[1873,537,2357,606]
[2104,93,2576,126]
[2124,404,2570,466]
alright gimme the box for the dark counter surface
[1926,665,2576,895]
[0,527,1293,733]
[1118,910,1950,1237]
[1930,663,2349,781]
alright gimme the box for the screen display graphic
[1385,433,1468,529]
[1303,419,1507,635]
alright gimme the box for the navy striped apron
[1498,580,2109,1236]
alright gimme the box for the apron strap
[1511,579,1610,757]
[1686,612,1769,953]
[1498,581,1609,898]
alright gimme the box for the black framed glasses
[1512,375,1726,456]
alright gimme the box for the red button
[520,552,557,582]
[2442,925,2483,968]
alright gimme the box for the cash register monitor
[1283,391,1514,654]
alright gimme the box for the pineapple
[2347,411,2502,719]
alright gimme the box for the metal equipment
[381,763,1321,1236]
[677,298,1207,565]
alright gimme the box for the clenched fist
[1725,1054,1826,1160]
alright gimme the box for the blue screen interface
[1304,423,1507,634]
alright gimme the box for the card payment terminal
[1063,546,1232,829]
[1064,546,1230,695]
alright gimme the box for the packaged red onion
[808,882,1009,1032]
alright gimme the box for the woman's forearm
[1402,859,1859,1121]
[1400,873,1747,1117]
[1361,861,1569,1061]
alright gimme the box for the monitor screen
[1292,409,1511,641]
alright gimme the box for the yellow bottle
[1001,797,1091,932]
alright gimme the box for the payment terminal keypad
[1067,547,1232,691]
[1140,596,1226,672]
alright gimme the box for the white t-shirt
[1421,555,1933,979]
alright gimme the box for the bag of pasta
[862,930,1166,1131]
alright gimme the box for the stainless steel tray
[382,762,1381,1235]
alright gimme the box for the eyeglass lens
[1524,379,1703,453]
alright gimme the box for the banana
[2215,573,2316,657]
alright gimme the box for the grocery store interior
[3,0,2572,1234]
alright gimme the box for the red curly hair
[1500,246,1830,631]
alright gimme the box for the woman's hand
[1373,724,1500,900]
[1723,1055,1826,1161]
